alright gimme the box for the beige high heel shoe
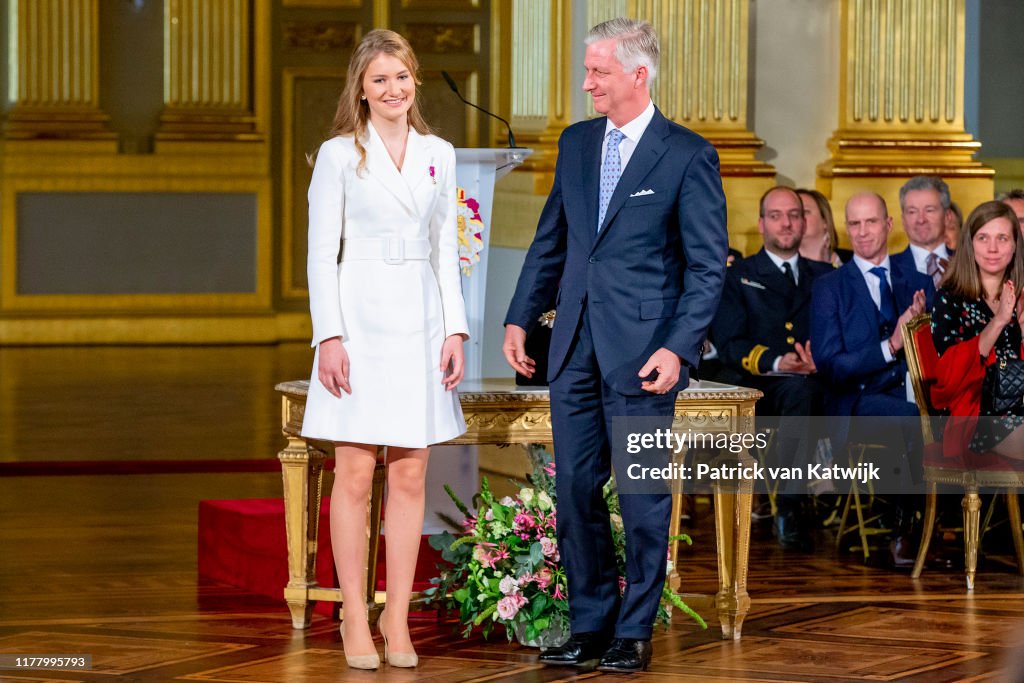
[339,620,380,670]
[378,610,418,668]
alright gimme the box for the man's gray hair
[899,175,951,211]
[585,18,659,82]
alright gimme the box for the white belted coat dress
[300,123,470,448]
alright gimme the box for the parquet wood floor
[1,345,1023,682]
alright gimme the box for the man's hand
[317,337,351,398]
[889,289,927,353]
[638,347,682,394]
[777,341,816,374]
[502,324,536,378]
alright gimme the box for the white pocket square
[629,189,655,197]
[740,277,766,290]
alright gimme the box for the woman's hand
[440,334,466,391]
[317,337,351,398]
[995,280,1017,327]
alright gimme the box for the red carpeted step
[198,498,443,607]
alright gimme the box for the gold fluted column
[157,0,261,141]
[3,0,114,140]
[490,0,573,248]
[819,0,992,238]
[632,0,774,253]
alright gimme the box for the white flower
[499,496,515,506]
[484,508,494,521]
[498,575,519,595]
[519,488,535,505]
[537,491,553,511]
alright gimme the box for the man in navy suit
[890,176,954,287]
[503,17,727,673]
[811,191,933,566]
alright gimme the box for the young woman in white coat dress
[301,29,469,670]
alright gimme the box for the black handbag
[981,357,1024,414]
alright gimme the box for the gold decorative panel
[402,23,480,55]
[401,0,480,8]
[283,21,361,53]
[281,68,347,301]
[282,0,361,6]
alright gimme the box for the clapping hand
[996,280,1018,327]
[889,289,927,353]
[777,341,816,374]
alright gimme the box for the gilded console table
[275,378,761,640]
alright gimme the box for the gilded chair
[902,313,1024,589]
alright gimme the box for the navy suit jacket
[890,245,954,277]
[889,246,918,277]
[810,258,935,417]
[505,108,728,395]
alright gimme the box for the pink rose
[540,536,559,559]
[496,596,521,620]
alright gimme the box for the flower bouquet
[425,446,706,646]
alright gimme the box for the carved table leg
[279,437,327,629]
[963,487,981,591]
[713,451,753,640]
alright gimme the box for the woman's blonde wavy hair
[316,29,433,174]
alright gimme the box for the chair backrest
[902,312,939,443]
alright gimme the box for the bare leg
[330,442,378,656]
[379,446,430,655]
[990,424,1024,461]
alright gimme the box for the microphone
[441,70,518,149]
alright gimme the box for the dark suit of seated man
[811,191,934,566]
[711,186,833,549]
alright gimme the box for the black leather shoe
[774,511,814,551]
[596,638,653,672]
[538,632,609,668]
[889,535,917,569]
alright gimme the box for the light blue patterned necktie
[597,128,624,232]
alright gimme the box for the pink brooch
[429,165,436,184]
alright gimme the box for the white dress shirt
[764,250,801,372]
[601,100,656,171]
[764,249,800,286]
[908,243,950,275]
